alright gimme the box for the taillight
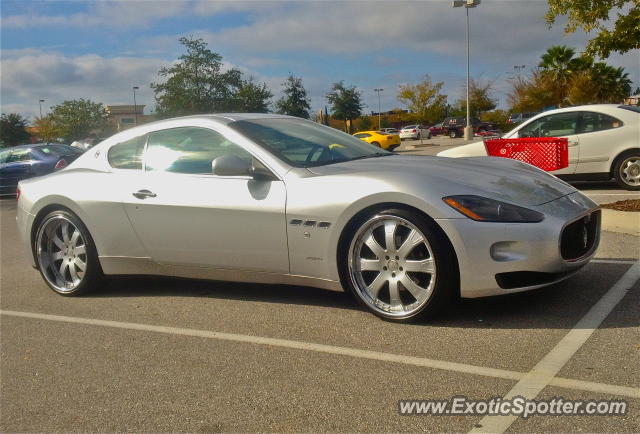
[54,159,67,169]
[16,187,20,201]
[412,129,416,132]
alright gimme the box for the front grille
[560,210,600,261]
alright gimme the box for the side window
[519,112,579,137]
[108,135,146,170]
[0,150,9,164]
[144,127,252,174]
[6,149,31,163]
[580,112,623,133]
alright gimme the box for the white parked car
[438,105,640,190]
[400,125,431,140]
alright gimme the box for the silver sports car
[16,114,601,322]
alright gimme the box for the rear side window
[580,112,623,133]
[108,135,146,170]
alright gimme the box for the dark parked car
[0,143,83,195]
[442,117,499,138]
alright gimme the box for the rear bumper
[436,192,600,298]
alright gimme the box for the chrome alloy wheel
[620,156,640,187]
[36,215,88,293]
[348,215,437,317]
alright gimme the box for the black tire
[371,141,381,147]
[34,209,104,296]
[339,208,458,322]
[612,150,640,190]
[449,130,458,139]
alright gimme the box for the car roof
[536,104,625,115]
[355,131,379,134]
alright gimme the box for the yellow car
[352,130,401,150]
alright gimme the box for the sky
[1,0,639,121]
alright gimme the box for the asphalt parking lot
[1,157,639,431]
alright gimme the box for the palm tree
[538,45,583,106]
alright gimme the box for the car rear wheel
[344,209,456,322]
[34,209,103,295]
[449,130,458,138]
[613,152,640,190]
[371,141,381,147]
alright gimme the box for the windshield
[230,118,392,167]
[618,105,640,114]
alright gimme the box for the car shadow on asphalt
[87,261,638,330]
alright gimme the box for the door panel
[575,111,624,174]
[121,126,289,273]
[514,112,581,174]
[124,174,288,272]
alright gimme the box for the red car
[429,122,444,136]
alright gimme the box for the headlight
[443,195,544,223]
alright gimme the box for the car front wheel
[613,152,640,190]
[34,209,103,295]
[343,209,456,322]
[449,130,458,138]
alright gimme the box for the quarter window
[580,112,623,133]
[108,135,146,170]
[519,112,579,137]
[144,127,252,174]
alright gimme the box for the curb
[601,209,639,236]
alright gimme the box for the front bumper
[436,191,600,298]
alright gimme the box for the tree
[33,116,62,143]
[397,75,447,125]
[456,79,497,117]
[510,46,634,110]
[538,45,588,106]
[325,81,364,133]
[0,113,30,147]
[546,0,640,58]
[48,99,107,143]
[235,77,272,113]
[276,75,311,118]
[358,116,372,131]
[151,37,243,117]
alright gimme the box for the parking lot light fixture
[374,88,383,130]
[452,0,480,140]
[38,99,45,118]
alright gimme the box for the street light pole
[39,99,45,118]
[374,88,383,130]
[132,86,139,126]
[452,0,480,140]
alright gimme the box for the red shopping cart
[484,137,569,172]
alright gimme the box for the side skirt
[99,256,343,291]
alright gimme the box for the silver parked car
[17,114,600,322]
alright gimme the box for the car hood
[306,155,576,206]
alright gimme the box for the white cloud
[0,51,165,119]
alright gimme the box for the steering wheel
[305,144,335,164]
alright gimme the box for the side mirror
[211,154,251,177]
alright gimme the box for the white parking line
[2,281,640,400]
[585,193,640,196]
[592,259,638,265]
[470,260,640,434]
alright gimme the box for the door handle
[132,189,157,199]
[568,140,579,147]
